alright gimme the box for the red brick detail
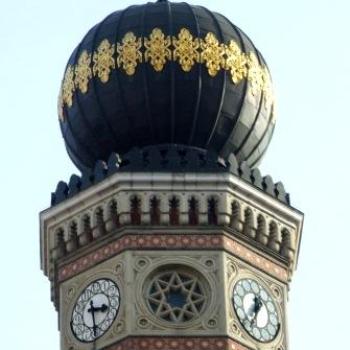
[105,337,249,350]
[222,237,288,281]
[58,234,288,283]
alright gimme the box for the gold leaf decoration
[59,28,273,111]
[74,51,92,93]
[61,65,75,108]
[261,66,274,108]
[225,40,247,84]
[144,28,171,72]
[57,89,65,122]
[173,28,200,72]
[200,32,225,77]
[93,39,115,83]
[246,52,263,96]
[116,32,143,76]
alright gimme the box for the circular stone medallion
[145,266,209,324]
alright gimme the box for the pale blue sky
[0,0,349,348]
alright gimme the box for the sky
[0,0,349,348]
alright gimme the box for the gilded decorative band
[59,28,273,121]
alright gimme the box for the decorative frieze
[58,234,289,283]
[105,336,249,350]
[59,27,273,118]
[50,192,296,275]
[41,171,302,284]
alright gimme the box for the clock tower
[40,1,303,350]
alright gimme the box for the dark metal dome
[59,0,275,171]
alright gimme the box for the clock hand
[93,303,108,313]
[88,300,98,336]
[250,296,263,325]
[88,301,109,337]
[254,296,263,314]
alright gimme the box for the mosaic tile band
[59,28,273,120]
[58,233,288,283]
[105,336,249,350]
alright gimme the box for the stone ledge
[51,145,290,207]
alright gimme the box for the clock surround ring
[230,273,283,347]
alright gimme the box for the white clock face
[232,278,280,343]
[71,279,120,342]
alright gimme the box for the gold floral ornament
[74,51,92,93]
[246,52,263,97]
[144,28,171,72]
[225,40,247,84]
[57,89,64,122]
[93,39,115,83]
[200,32,225,77]
[261,66,274,109]
[116,32,143,76]
[173,28,200,72]
[61,65,75,109]
[58,28,271,112]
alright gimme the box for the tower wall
[40,171,302,350]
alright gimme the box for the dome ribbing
[59,1,275,171]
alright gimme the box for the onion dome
[58,0,275,172]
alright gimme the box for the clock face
[232,278,280,343]
[71,279,120,342]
